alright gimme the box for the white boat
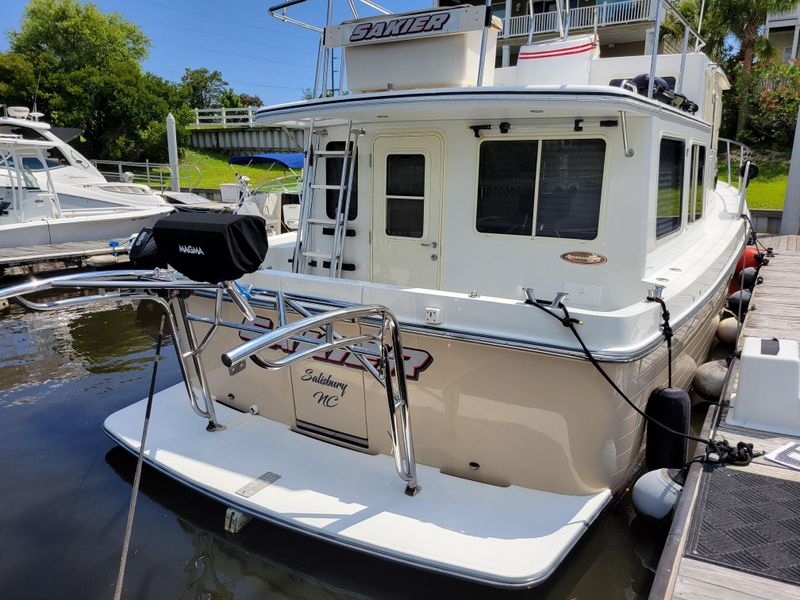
[0,108,172,212]
[1,0,758,589]
[0,136,172,247]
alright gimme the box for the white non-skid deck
[104,384,611,588]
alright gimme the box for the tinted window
[657,138,685,239]
[691,145,705,221]
[536,139,605,240]
[325,141,357,220]
[477,141,537,236]
[385,154,425,238]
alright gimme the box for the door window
[385,154,425,238]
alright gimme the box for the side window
[385,154,425,238]
[536,139,605,240]
[325,141,357,220]
[476,140,537,236]
[689,144,705,222]
[656,138,685,239]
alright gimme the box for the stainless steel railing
[0,269,420,495]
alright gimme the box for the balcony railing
[767,7,800,25]
[503,0,655,38]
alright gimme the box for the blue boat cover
[228,152,304,169]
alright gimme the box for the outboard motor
[152,213,268,284]
[129,227,168,269]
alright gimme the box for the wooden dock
[651,235,800,599]
[0,240,129,277]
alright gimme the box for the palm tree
[661,0,729,63]
[719,0,800,136]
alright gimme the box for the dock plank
[673,559,800,600]
[654,236,800,599]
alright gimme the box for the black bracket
[470,124,492,138]
[573,119,584,132]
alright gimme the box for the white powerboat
[1,0,757,589]
[0,136,172,247]
[0,108,172,212]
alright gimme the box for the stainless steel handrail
[221,303,420,495]
[1,268,420,495]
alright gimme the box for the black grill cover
[152,213,268,283]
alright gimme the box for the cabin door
[371,134,443,289]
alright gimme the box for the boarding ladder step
[293,118,363,279]
[302,251,333,260]
[306,218,337,226]
[310,184,348,191]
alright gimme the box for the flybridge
[325,5,492,48]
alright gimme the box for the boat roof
[228,153,305,169]
[0,136,58,151]
[0,116,51,131]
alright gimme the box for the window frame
[655,136,687,242]
[383,150,430,240]
[473,133,608,242]
[688,142,706,223]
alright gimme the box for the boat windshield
[0,156,43,190]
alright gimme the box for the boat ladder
[293,118,363,277]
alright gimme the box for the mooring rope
[113,314,166,600]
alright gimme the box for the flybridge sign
[325,5,490,48]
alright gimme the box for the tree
[661,0,730,63]
[219,88,242,108]
[718,0,800,136]
[0,52,37,107]
[10,0,149,72]
[238,93,263,107]
[5,0,188,161]
[181,67,228,109]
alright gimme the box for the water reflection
[0,299,665,599]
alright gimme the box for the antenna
[32,73,42,120]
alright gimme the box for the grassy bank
[181,149,294,189]
[741,161,790,210]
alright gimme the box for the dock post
[780,105,800,235]
[166,112,180,192]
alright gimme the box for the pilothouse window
[385,154,425,238]
[656,138,685,239]
[477,141,537,236]
[536,139,605,240]
[689,144,705,222]
[476,138,605,240]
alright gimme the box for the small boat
[0,108,172,212]
[1,0,757,589]
[0,136,172,248]
[228,152,304,236]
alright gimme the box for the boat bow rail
[0,268,420,495]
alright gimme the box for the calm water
[0,297,666,600]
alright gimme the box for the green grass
[166,149,299,190]
[719,160,790,210]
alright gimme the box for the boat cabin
[258,2,733,318]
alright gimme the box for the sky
[0,0,430,105]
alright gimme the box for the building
[766,7,800,61]
[436,0,661,66]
